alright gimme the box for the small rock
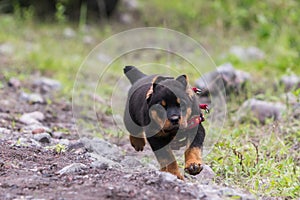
[57,163,88,175]
[159,171,178,183]
[293,103,300,119]
[229,46,265,61]
[19,111,45,125]
[119,13,134,24]
[192,165,215,184]
[0,43,14,55]
[14,137,30,147]
[121,156,143,168]
[23,124,51,133]
[280,75,300,91]
[33,77,62,93]
[33,132,51,143]
[52,131,64,139]
[32,128,46,134]
[122,0,139,10]
[80,137,121,161]
[83,35,94,44]
[91,159,121,170]
[63,27,76,38]
[281,92,299,105]
[58,139,70,146]
[8,77,21,89]
[237,99,286,124]
[0,127,11,134]
[20,92,44,104]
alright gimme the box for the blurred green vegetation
[0,0,299,198]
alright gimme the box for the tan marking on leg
[130,134,146,151]
[163,161,183,180]
[157,149,183,180]
[184,147,203,175]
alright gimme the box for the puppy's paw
[161,167,184,180]
[184,162,203,175]
[130,135,146,151]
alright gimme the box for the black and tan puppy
[123,66,205,179]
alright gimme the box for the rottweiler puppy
[123,66,205,179]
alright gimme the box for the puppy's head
[147,75,194,131]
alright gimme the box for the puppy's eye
[161,100,167,107]
[176,98,181,106]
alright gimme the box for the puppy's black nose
[170,115,180,124]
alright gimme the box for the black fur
[123,66,205,178]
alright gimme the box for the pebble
[293,103,300,119]
[32,128,46,134]
[0,127,11,134]
[159,172,178,183]
[33,132,51,143]
[90,153,122,170]
[80,137,121,161]
[58,139,70,146]
[0,43,14,55]
[57,163,88,175]
[8,77,21,89]
[23,124,51,134]
[19,111,45,125]
[63,27,76,38]
[20,92,44,104]
[280,75,300,91]
[237,99,286,124]
[33,77,62,93]
[229,46,265,61]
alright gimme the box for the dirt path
[0,75,255,200]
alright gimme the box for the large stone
[20,92,44,104]
[237,99,286,124]
[191,165,216,184]
[280,75,300,91]
[33,132,51,143]
[19,111,45,125]
[195,63,251,96]
[57,163,88,175]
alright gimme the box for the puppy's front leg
[184,124,205,175]
[147,136,183,180]
[130,133,146,151]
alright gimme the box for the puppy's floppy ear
[146,76,173,102]
[176,75,188,88]
[153,76,173,90]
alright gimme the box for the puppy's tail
[124,66,146,84]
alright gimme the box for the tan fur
[146,76,159,100]
[130,135,146,151]
[161,161,183,180]
[185,147,203,173]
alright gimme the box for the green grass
[0,0,300,198]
